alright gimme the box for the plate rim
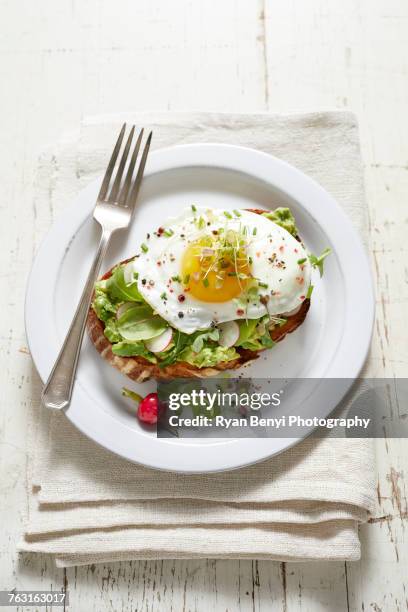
[25,142,375,473]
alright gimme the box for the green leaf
[112,341,157,362]
[106,265,143,302]
[260,331,275,349]
[158,330,191,367]
[117,304,167,341]
[236,316,276,350]
[236,319,258,346]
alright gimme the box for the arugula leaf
[158,330,191,368]
[308,248,331,277]
[117,304,167,341]
[106,265,143,302]
[260,330,275,349]
[112,341,157,362]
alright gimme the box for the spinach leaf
[117,304,167,341]
[106,265,143,302]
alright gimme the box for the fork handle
[42,227,112,410]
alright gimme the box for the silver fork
[42,124,152,411]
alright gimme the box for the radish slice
[145,327,173,353]
[280,304,302,317]
[123,259,137,285]
[116,302,136,319]
[218,321,240,347]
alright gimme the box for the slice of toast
[87,210,310,382]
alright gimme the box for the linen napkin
[20,112,376,567]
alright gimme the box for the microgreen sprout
[308,248,331,277]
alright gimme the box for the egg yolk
[181,237,251,302]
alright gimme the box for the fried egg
[131,207,311,334]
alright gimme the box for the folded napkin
[21,111,376,567]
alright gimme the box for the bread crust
[87,209,310,382]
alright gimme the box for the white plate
[25,144,374,472]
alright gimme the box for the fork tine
[97,123,126,201]
[118,128,144,205]
[125,131,152,209]
[108,125,135,202]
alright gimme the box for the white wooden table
[1,1,407,609]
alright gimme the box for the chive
[163,228,174,237]
[306,284,314,299]
[224,211,233,219]
[134,272,139,279]
[248,256,253,264]
[297,257,307,265]
[171,275,181,283]
[227,272,237,277]
[141,243,148,253]
[233,209,241,217]
[160,292,167,300]
[197,216,206,229]
[183,274,190,284]
[258,282,268,288]
[253,227,257,236]
[203,278,209,287]
[191,204,197,212]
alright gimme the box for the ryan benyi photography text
[165,389,370,431]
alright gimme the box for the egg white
[132,207,311,334]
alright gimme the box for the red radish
[116,302,136,319]
[145,327,173,353]
[218,321,240,347]
[123,259,137,285]
[280,304,302,317]
[138,393,160,424]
